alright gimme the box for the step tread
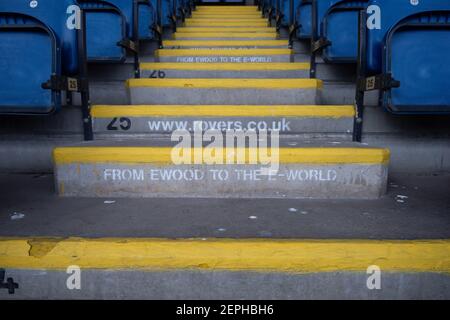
[126,78,323,89]
[140,62,309,71]
[173,32,278,38]
[163,40,288,47]
[91,105,355,118]
[2,237,448,273]
[176,27,277,33]
[54,140,389,165]
[155,48,293,57]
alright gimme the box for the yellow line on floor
[2,238,447,273]
[155,48,293,57]
[185,21,269,27]
[91,105,354,118]
[173,32,277,39]
[186,18,267,22]
[176,27,276,33]
[52,147,389,165]
[163,40,288,47]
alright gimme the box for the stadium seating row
[261,0,450,141]
[0,0,193,140]
[0,0,449,142]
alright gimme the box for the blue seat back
[296,0,312,38]
[366,0,450,113]
[77,0,127,62]
[320,0,368,63]
[161,0,173,27]
[0,0,79,113]
[279,0,290,26]
[138,0,156,40]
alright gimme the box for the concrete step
[140,62,309,78]
[172,32,278,40]
[53,140,389,199]
[195,6,259,12]
[176,27,277,33]
[3,237,449,299]
[154,48,293,63]
[126,78,322,105]
[186,18,267,23]
[185,21,269,27]
[163,40,288,49]
[91,104,354,135]
[191,13,263,18]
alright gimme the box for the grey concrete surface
[1,269,449,300]
[163,43,289,49]
[0,134,449,174]
[55,162,388,199]
[140,69,310,78]
[0,172,448,239]
[92,115,353,135]
[128,87,322,105]
[156,53,293,63]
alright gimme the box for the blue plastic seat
[362,0,450,114]
[295,0,313,39]
[0,0,80,114]
[77,0,157,63]
[317,0,369,63]
[138,0,157,40]
[77,0,128,63]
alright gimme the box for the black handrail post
[353,9,367,142]
[157,0,163,48]
[78,9,93,141]
[309,0,317,79]
[133,0,141,78]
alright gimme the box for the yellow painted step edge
[140,62,309,71]
[91,105,355,118]
[53,147,390,165]
[163,40,288,47]
[155,48,293,57]
[177,27,277,33]
[191,14,264,17]
[185,22,269,26]
[173,33,278,39]
[186,18,268,22]
[2,238,447,273]
[126,78,323,89]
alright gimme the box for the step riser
[156,55,293,63]
[164,44,287,49]
[185,23,269,27]
[176,28,276,33]
[93,117,353,135]
[55,163,388,199]
[172,36,278,40]
[140,69,309,78]
[127,88,321,105]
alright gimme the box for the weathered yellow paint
[177,27,276,33]
[1,238,448,273]
[164,40,288,47]
[196,6,259,11]
[191,14,263,18]
[91,105,355,118]
[185,21,268,27]
[186,18,267,22]
[155,48,293,57]
[53,147,389,165]
[140,62,309,71]
[173,32,277,39]
[126,78,322,89]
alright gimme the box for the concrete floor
[0,172,449,239]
